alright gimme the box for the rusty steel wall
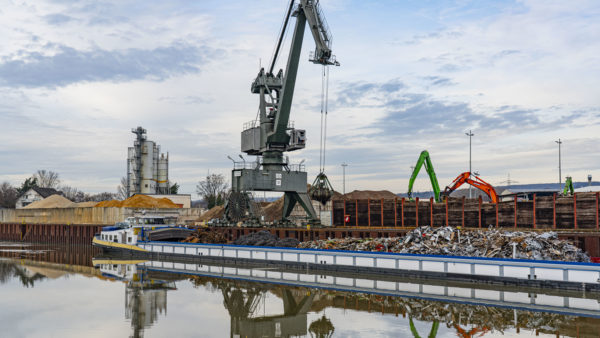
[332,193,600,230]
[0,223,103,244]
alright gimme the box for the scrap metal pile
[297,226,590,262]
[233,230,300,248]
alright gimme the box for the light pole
[555,139,562,186]
[466,130,474,198]
[341,163,348,195]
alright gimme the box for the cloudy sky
[1,0,599,197]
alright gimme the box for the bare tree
[0,182,18,208]
[33,170,60,188]
[196,174,228,209]
[116,177,127,200]
[87,192,116,202]
[59,185,85,202]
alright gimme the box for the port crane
[407,150,442,202]
[441,172,499,203]
[227,0,339,223]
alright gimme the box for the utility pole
[466,130,474,198]
[555,139,562,186]
[341,163,348,195]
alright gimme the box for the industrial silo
[158,153,169,194]
[140,140,156,194]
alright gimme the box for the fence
[332,193,600,230]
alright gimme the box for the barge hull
[94,239,600,292]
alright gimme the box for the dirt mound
[198,205,225,221]
[24,195,73,209]
[261,197,284,222]
[233,230,299,247]
[335,190,397,200]
[95,194,180,208]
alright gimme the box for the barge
[93,226,600,291]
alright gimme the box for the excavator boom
[407,150,442,202]
[442,172,499,203]
[563,176,574,196]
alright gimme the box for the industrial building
[127,127,170,197]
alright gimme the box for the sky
[1,0,599,198]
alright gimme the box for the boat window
[128,237,132,243]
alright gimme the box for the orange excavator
[441,172,499,203]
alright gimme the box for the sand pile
[95,194,180,208]
[262,197,284,222]
[24,195,73,209]
[198,205,225,221]
[335,190,397,200]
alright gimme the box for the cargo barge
[93,232,600,291]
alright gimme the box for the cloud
[43,13,75,25]
[335,79,590,139]
[0,43,222,88]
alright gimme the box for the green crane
[563,176,574,196]
[407,150,441,202]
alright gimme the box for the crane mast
[229,0,339,223]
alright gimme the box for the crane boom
[407,150,441,202]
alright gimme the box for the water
[1,242,599,338]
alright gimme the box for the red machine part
[453,324,490,338]
[442,172,499,203]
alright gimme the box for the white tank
[158,153,169,193]
[140,140,155,194]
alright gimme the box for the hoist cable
[323,65,329,171]
[319,65,325,172]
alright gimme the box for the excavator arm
[442,172,499,203]
[407,150,441,202]
[562,176,574,196]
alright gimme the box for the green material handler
[407,150,442,202]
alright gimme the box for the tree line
[1,169,229,210]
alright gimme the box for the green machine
[563,176,574,196]
[407,150,442,202]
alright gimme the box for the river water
[1,242,599,338]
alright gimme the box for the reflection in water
[0,260,46,287]
[191,277,316,337]
[1,242,600,337]
[96,261,175,338]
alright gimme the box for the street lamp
[555,139,562,186]
[341,163,348,195]
[466,130,474,198]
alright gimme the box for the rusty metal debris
[296,226,590,262]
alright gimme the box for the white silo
[158,153,169,194]
[140,140,156,194]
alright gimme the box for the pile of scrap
[233,230,299,248]
[297,226,590,262]
[182,228,228,244]
[95,194,179,208]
